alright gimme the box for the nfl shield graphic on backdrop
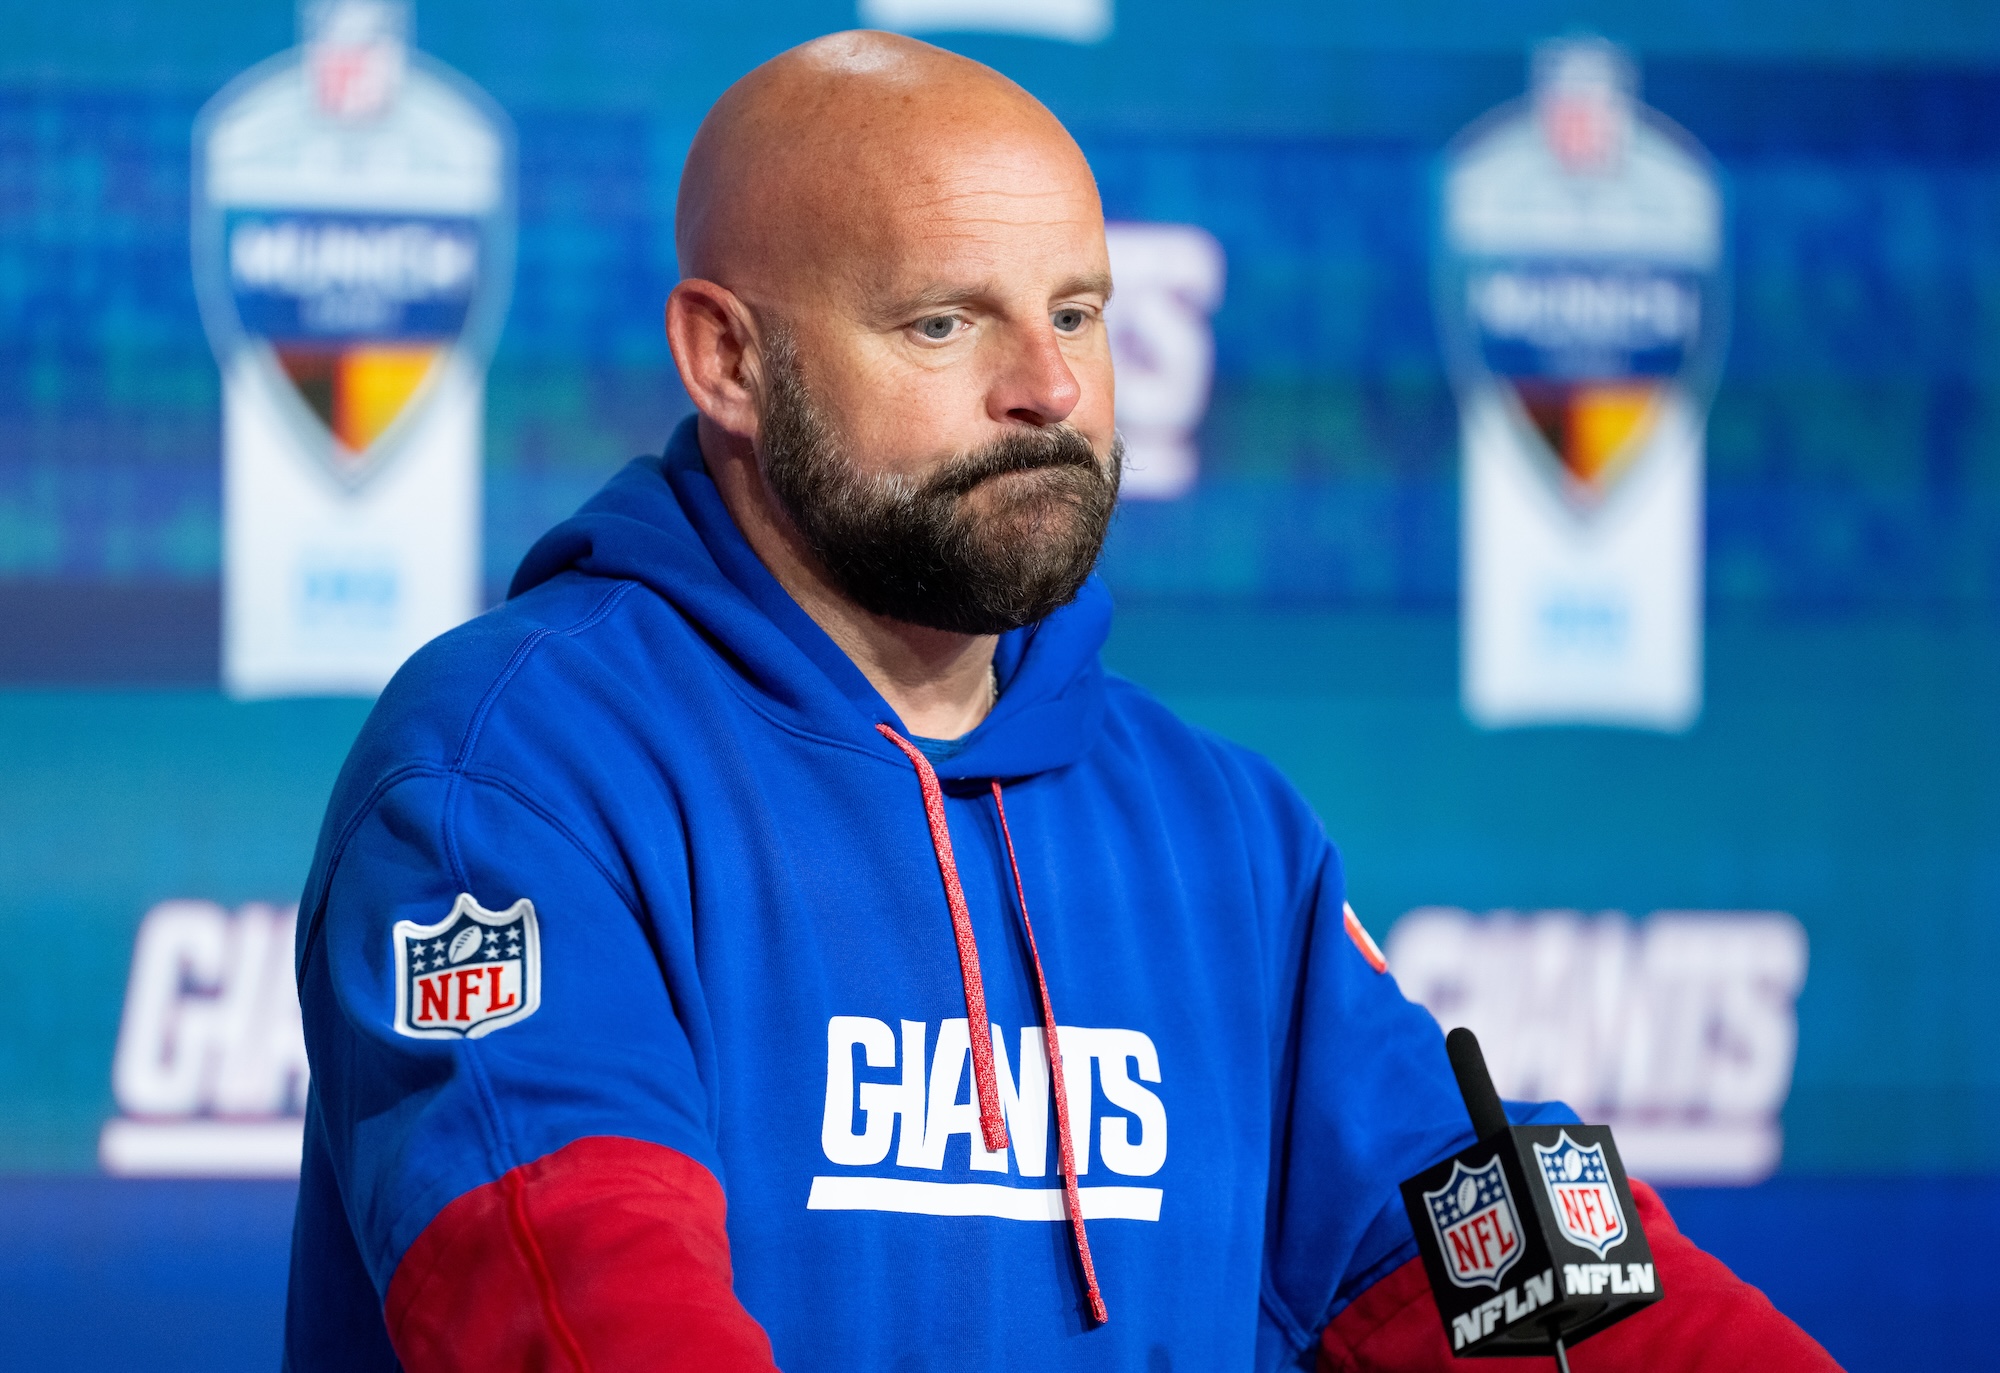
[1535,1132,1628,1258]
[194,0,513,698]
[1440,38,1727,731]
[393,894,541,1039]
[1423,1156,1526,1289]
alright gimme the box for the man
[285,31,1837,1372]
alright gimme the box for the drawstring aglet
[979,1097,1010,1154]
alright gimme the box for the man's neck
[698,418,1000,740]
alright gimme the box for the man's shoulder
[376,574,640,740]
[327,571,694,817]
[1097,671,1323,833]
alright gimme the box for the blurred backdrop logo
[1439,38,1727,732]
[857,0,1113,45]
[1387,909,1806,1184]
[193,0,514,700]
[100,902,310,1178]
[1103,223,1225,499]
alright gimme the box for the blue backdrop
[3,1,1997,1368]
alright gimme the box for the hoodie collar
[510,418,1110,781]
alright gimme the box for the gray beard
[756,327,1122,635]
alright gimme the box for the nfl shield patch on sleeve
[393,894,541,1039]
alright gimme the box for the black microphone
[1399,1027,1662,1366]
[1447,1026,1511,1141]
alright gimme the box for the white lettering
[1562,1261,1656,1297]
[821,1016,896,1166]
[805,1176,1161,1221]
[805,1012,1170,1226]
[1093,1028,1167,1177]
[1056,1025,1096,1175]
[102,901,310,1177]
[111,901,308,1117]
[1386,908,1807,1183]
[986,1026,1049,1176]
[819,1017,1169,1190]
[209,903,311,1113]
[1469,270,1698,350]
[1103,222,1226,499]
[915,1018,984,1171]
[890,1019,931,1168]
[113,901,230,1114]
[230,219,477,300]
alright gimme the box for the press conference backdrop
[4,0,1997,1367]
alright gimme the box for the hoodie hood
[509,417,1111,782]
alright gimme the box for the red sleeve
[384,1135,780,1373]
[1319,1180,1841,1373]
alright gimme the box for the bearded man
[283,31,1836,1373]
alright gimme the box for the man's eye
[916,316,958,340]
[1052,308,1087,333]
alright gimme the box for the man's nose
[988,323,1082,427]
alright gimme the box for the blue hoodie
[284,418,1565,1371]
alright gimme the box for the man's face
[752,132,1121,634]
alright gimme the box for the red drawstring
[876,724,1109,1326]
[877,726,1009,1154]
[990,778,1109,1326]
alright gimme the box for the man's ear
[666,280,764,440]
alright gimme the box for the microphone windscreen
[1446,1027,1510,1141]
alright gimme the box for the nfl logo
[393,894,540,1040]
[1422,1156,1526,1290]
[1535,1132,1628,1257]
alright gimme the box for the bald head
[665,31,1119,650]
[676,31,1099,303]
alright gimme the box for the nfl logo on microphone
[393,894,541,1039]
[1423,1156,1526,1289]
[1402,1122,1661,1355]
[1535,1132,1627,1257]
